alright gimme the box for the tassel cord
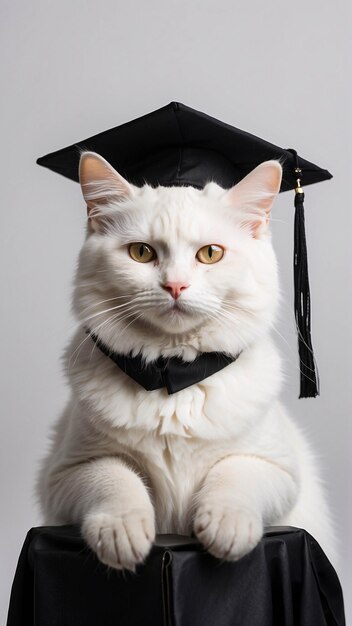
[293,189,320,397]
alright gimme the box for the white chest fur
[56,330,295,534]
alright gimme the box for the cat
[36,151,335,571]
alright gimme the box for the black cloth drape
[6,525,345,626]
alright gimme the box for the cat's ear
[79,151,134,233]
[225,161,282,238]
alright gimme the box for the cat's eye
[196,245,224,264]
[128,242,157,263]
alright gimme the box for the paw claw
[82,509,155,571]
[194,506,262,561]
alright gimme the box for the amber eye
[128,242,156,263]
[196,244,224,264]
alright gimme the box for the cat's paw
[194,505,263,561]
[82,509,155,571]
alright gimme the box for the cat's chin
[141,307,205,336]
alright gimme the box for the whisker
[268,217,289,225]
[78,290,166,318]
[96,312,145,350]
[87,310,141,361]
[270,324,294,352]
[201,310,251,350]
[76,287,135,297]
[205,303,254,328]
[68,315,116,369]
[70,301,146,367]
[221,300,258,316]
[79,295,140,315]
[81,301,141,323]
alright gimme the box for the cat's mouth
[171,301,183,311]
[146,299,206,334]
[160,300,190,316]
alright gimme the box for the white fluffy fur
[37,154,335,571]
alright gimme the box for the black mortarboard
[37,102,332,398]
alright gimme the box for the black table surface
[6,525,345,626]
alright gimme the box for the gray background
[1,0,350,621]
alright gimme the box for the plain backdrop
[1,0,351,622]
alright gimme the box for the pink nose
[162,281,189,300]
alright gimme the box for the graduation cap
[37,102,332,398]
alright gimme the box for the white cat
[37,152,334,571]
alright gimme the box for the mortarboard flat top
[36,102,332,191]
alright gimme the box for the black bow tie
[86,329,241,394]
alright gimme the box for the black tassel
[290,150,319,398]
